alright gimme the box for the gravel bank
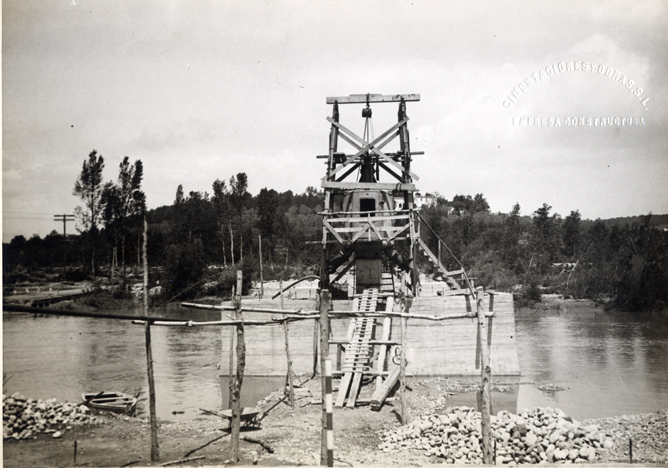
[3,393,97,441]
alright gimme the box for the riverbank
[4,378,667,467]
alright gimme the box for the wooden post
[476,287,492,464]
[282,284,295,407]
[312,293,320,378]
[230,271,245,463]
[142,215,160,462]
[399,300,409,425]
[629,437,633,463]
[259,235,264,299]
[228,285,235,409]
[319,289,333,466]
[283,322,295,407]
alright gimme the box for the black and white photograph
[3,1,667,466]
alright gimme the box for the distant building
[394,193,455,214]
[394,193,436,209]
[415,192,436,208]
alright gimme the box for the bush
[214,260,256,298]
[160,240,208,301]
[513,281,542,308]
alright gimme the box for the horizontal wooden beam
[326,94,420,104]
[321,181,415,191]
[316,151,424,159]
[329,339,398,345]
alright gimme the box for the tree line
[420,198,668,311]
[3,151,668,310]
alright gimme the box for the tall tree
[256,188,279,262]
[113,157,145,283]
[174,184,185,206]
[101,181,122,276]
[229,173,248,262]
[562,210,582,258]
[73,150,105,275]
[213,179,233,266]
[502,203,524,274]
[472,194,490,213]
[530,203,561,273]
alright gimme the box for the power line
[3,211,58,215]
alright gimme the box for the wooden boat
[82,392,137,413]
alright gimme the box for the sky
[3,0,668,243]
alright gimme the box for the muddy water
[2,310,223,421]
[3,302,668,421]
[513,303,668,420]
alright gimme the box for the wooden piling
[143,215,160,462]
[399,298,408,425]
[145,321,159,461]
[230,271,245,463]
[396,273,410,424]
[476,287,492,464]
[319,289,333,467]
[629,437,633,463]
[228,285,235,409]
[312,292,320,378]
[284,319,295,407]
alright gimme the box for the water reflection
[3,311,221,421]
[3,304,668,421]
[514,307,668,419]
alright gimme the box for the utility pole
[54,214,75,269]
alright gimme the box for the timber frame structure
[319,93,463,295]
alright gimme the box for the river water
[3,302,667,421]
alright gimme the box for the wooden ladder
[335,288,378,408]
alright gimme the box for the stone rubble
[3,393,96,440]
[378,406,614,464]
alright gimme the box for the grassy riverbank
[4,378,667,467]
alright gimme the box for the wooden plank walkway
[335,289,378,407]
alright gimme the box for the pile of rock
[3,393,95,440]
[378,406,614,464]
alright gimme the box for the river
[3,301,667,421]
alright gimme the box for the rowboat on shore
[82,392,137,413]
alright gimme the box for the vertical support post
[228,285,235,409]
[142,214,149,316]
[319,289,333,466]
[408,213,419,297]
[477,287,492,464]
[145,321,159,461]
[142,214,159,462]
[283,322,295,407]
[280,280,294,407]
[399,306,409,425]
[230,271,245,463]
[259,235,264,299]
[629,437,633,464]
[324,358,334,467]
[312,293,320,378]
[327,102,339,179]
